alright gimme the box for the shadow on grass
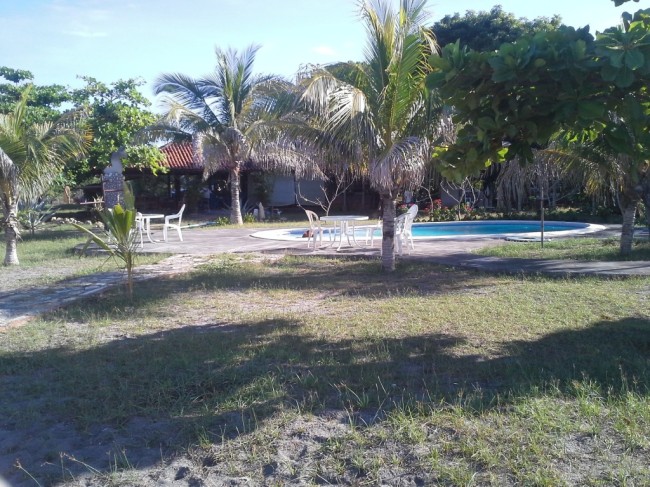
[2,311,649,484]
[2,257,649,484]
[91,256,500,306]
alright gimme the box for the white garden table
[320,215,369,251]
[140,213,165,243]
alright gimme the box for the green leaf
[491,65,516,83]
[600,64,619,82]
[477,117,497,130]
[427,55,450,71]
[604,129,631,154]
[625,49,645,69]
[577,101,606,120]
[615,67,636,87]
[608,50,625,68]
[425,72,446,89]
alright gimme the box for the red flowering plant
[460,202,479,220]
[397,202,417,216]
[426,199,456,221]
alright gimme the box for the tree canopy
[426,7,650,253]
[0,67,70,125]
[68,77,165,185]
[432,6,562,52]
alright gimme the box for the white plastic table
[140,213,165,243]
[320,215,369,250]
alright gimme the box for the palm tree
[0,88,88,265]
[545,139,648,255]
[301,0,448,271]
[153,45,308,224]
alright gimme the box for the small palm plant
[18,201,56,236]
[73,186,140,298]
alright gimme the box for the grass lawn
[475,236,650,261]
[0,224,168,293]
[1,253,649,486]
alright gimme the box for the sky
[0,0,639,110]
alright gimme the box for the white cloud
[46,0,114,37]
[312,45,337,57]
[64,29,108,38]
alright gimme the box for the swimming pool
[251,220,606,241]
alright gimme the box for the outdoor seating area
[135,204,186,246]
[302,206,418,253]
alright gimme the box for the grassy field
[476,236,650,261]
[1,253,649,486]
[0,224,168,292]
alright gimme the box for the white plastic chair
[163,204,185,242]
[405,204,419,220]
[366,204,418,250]
[396,205,418,255]
[304,209,328,250]
[364,219,382,247]
[135,212,144,248]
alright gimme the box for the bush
[418,199,482,222]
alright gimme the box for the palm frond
[1,89,89,207]
[370,136,427,193]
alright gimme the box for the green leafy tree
[433,6,562,52]
[69,77,165,186]
[0,88,89,265]
[0,66,71,124]
[426,8,650,254]
[301,0,448,271]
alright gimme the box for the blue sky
[0,0,636,108]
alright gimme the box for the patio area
[137,224,501,257]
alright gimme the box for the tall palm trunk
[0,180,19,266]
[229,162,243,225]
[380,196,397,272]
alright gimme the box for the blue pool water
[252,220,604,242]
[410,220,590,238]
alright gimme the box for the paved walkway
[1,224,649,328]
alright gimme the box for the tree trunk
[619,201,638,255]
[229,163,243,225]
[380,195,396,272]
[641,169,650,237]
[1,181,19,266]
[617,159,644,255]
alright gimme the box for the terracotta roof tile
[160,141,202,170]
